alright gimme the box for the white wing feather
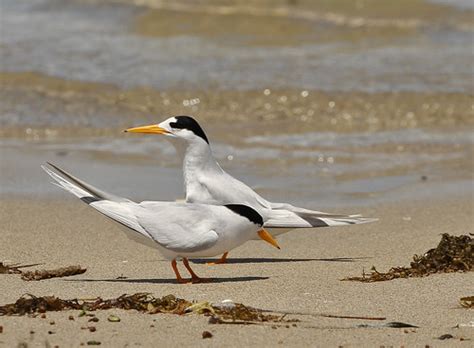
[136,208,219,253]
[42,164,220,253]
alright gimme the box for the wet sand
[0,195,473,346]
[2,72,472,138]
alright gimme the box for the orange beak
[258,229,280,249]
[124,124,171,135]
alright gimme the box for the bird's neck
[175,139,222,183]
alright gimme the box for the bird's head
[224,204,280,250]
[125,115,209,144]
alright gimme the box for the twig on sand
[257,307,385,321]
[319,314,386,321]
[20,266,86,281]
[0,262,42,274]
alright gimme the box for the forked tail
[265,203,377,229]
[41,162,131,204]
[41,163,153,243]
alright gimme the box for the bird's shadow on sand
[191,257,369,264]
[63,257,369,284]
[65,276,269,285]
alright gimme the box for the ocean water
[1,0,473,207]
[1,0,473,92]
[1,126,472,207]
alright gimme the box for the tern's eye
[169,121,180,130]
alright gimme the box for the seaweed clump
[0,293,190,316]
[212,303,282,324]
[0,293,287,324]
[343,234,472,282]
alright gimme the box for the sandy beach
[1,0,473,346]
[1,194,472,347]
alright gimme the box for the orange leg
[183,258,211,283]
[171,259,189,284]
[206,251,229,265]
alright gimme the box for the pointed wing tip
[42,162,56,172]
[358,217,379,224]
[41,164,53,175]
[45,161,58,170]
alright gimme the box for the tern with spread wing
[125,116,377,263]
[42,162,279,283]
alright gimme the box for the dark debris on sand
[343,234,473,282]
[210,303,282,324]
[0,293,289,324]
[459,296,474,309]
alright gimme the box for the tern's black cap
[224,204,264,226]
[169,116,209,144]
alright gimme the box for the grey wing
[265,204,378,228]
[136,208,219,253]
[200,170,272,210]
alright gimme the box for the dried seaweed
[438,334,454,340]
[87,341,101,346]
[343,234,473,282]
[460,296,474,309]
[212,303,282,324]
[21,266,86,281]
[0,293,288,324]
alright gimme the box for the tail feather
[316,216,378,226]
[42,162,131,203]
[42,165,96,201]
[265,205,377,229]
[42,163,155,240]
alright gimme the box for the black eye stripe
[224,204,263,226]
[169,116,209,144]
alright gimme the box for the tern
[42,162,280,283]
[125,116,377,264]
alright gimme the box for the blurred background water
[1,0,473,207]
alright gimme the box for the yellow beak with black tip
[258,229,280,249]
[124,124,171,135]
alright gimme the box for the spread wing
[42,163,220,253]
[265,203,378,228]
[197,170,272,210]
[135,206,219,253]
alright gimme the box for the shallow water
[1,0,473,92]
[0,0,473,207]
[1,125,472,207]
